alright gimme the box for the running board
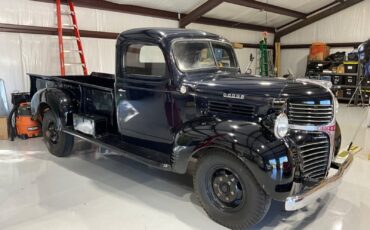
[63,128,172,171]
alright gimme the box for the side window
[124,44,166,77]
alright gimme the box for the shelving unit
[319,72,358,76]
[306,59,369,105]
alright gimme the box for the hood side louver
[208,101,255,117]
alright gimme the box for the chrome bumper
[285,153,353,211]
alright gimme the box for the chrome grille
[297,132,330,180]
[208,101,255,117]
[288,102,333,125]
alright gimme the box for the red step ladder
[56,0,88,76]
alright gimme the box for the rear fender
[172,117,295,201]
[31,88,76,127]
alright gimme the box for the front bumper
[285,153,353,211]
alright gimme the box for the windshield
[172,41,238,72]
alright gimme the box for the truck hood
[185,72,332,100]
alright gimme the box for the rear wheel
[193,149,271,230]
[42,110,74,157]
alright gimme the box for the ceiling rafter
[224,0,306,18]
[276,0,364,39]
[196,17,274,32]
[179,0,224,28]
[32,0,275,32]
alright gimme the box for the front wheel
[193,149,271,230]
[334,121,341,157]
[42,110,74,157]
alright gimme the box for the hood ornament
[223,93,245,99]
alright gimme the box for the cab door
[115,42,174,152]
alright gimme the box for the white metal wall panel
[0,33,24,104]
[96,39,117,74]
[96,10,178,33]
[187,23,274,44]
[280,48,309,78]
[234,48,259,74]
[281,1,370,44]
[0,0,178,33]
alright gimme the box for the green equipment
[259,37,269,76]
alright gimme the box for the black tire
[194,149,271,230]
[334,122,341,157]
[42,110,74,157]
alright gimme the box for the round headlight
[274,113,289,139]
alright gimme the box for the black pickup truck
[29,28,353,229]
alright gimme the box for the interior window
[124,44,166,77]
[212,43,237,68]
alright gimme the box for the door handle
[118,89,126,93]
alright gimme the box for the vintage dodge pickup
[29,28,353,229]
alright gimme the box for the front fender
[31,88,76,126]
[172,117,295,201]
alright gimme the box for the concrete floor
[0,104,370,230]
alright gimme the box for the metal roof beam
[179,0,223,28]
[32,0,275,32]
[225,0,306,18]
[196,17,275,32]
